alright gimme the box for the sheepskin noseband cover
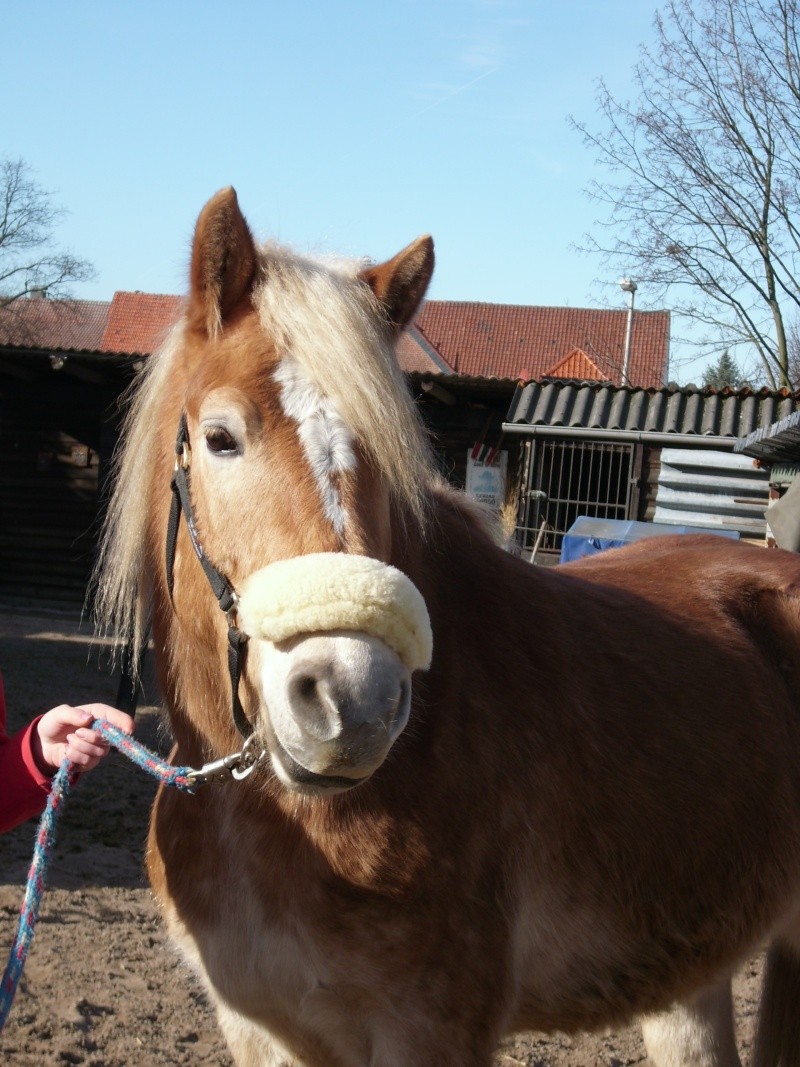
[237,553,433,672]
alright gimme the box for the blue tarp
[560,517,740,564]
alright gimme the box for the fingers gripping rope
[0,720,196,1029]
[95,721,195,791]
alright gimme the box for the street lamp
[619,278,638,386]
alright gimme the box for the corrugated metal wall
[653,448,769,537]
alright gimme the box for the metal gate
[515,437,636,558]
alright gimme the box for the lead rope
[0,719,265,1030]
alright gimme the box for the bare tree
[0,157,94,307]
[572,0,800,388]
[786,319,800,387]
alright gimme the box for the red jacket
[0,674,51,832]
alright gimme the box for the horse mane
[92,320,186,658]
[253,242,435,515]
[93,241,437,659]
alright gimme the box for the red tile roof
[100,293,454,374]
[0,297,109,352]
[395,325,454,374]
[101,291,182,355]
[0,292,671,390]
[413,302,669,388]
[541,347,609,382]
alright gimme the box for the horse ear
[188,187,257,336]
[361,235,434,332]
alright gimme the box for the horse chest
[154,805,414,1046]
[163,871,425,1067]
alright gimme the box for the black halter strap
[166,414,253,739]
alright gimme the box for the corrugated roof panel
[578,386,598,425]
[551,386,575,425]
[627,389,647,429]
[583,387,601,428]
[736,408,800,462]
[663,392,684,435]
[608,389,629,430]
[768,462,800,485]
[682,392,698,433]
[763,397,783,429]
[700,393,719,436]
[736,394,757,437]
[644,390,665,433]
[506,381,798,442]
[571,386,593,427]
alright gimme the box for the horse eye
[204,426,239,456]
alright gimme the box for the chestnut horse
[95,188,800,1066]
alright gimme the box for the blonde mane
[254,243,435,514]
[93,242,436,659]
[92,320,185,657]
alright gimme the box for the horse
[94,187,800,1067]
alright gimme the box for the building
[410,301,668,386]
[505,379,797,561]
[0,291,671,604]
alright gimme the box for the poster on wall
[465,451,508,510]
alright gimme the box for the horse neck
[392,485,546,673]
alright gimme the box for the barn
[0,289,678,605]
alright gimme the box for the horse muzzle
[236,554,431,794]
[252,631,412,794]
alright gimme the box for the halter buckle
[174,441,191,472]
[225,591,241,630]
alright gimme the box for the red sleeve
[0,674,52,833]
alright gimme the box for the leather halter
[165,414,253,740]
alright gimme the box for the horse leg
[752,932,800,1067]
[214,1000,495,1067]
[639,977,741,1067]
[215,1002,300,1067]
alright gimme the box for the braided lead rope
[0,719,196,1029]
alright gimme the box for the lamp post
[619,278,637,385]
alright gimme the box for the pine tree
[701,351,745,390]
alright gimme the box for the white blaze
[274,357,356,535]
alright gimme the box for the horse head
[98,188,437,796]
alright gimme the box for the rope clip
[184,734,268,787]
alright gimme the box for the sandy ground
[0,609,763,1066]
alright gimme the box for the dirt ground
[0,608,764,1066]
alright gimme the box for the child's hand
[33,704,134,774]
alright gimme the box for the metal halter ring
[230,733,268,781]
[174,441,191,472]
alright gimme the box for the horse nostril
[282,646,412,755]
[287,667,340,741]
[296,674,317,703]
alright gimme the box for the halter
[165,414,253,740]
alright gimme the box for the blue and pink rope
[0,719,195,1029]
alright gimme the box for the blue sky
[5,1,698,375]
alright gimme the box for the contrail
[389,67,499,131]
